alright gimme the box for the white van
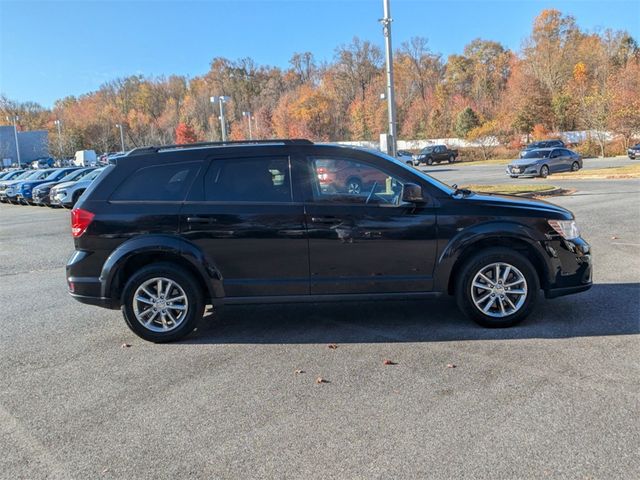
[74,150,97,167]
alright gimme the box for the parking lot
[1,159,639,479]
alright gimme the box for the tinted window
[111,162,200,202]
[522,150,550,159]
[309,157,405,205]
[204,157,291,203]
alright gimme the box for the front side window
[111,162,200,202]
[204,157,291,203]
[309,157,405,205]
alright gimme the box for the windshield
[420,147,434,154]
[58,169,89,183]
[522,150,550,159]
[85,168,105,181]
[45,169,68,180]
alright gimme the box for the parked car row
[0,166,104,208]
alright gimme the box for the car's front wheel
[571,161,580,172]
[455,248,539,328]
[448,155,455,163]
[540,165,550,178]
[426,157,434,166]
[121,263,205,342]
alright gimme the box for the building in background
[0,126,49,167]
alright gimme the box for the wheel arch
[101,235,224,304]
[435,227,550,295]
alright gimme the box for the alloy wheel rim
[347,182,361,194]
[133,277,189,332]
[470,262,528,318]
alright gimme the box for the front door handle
[311,216,340,224]
[186,217,215,224]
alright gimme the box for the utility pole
[115,123,125,152]
[380,0,397,157]
[242,111,253,140]
[54,119,63,158]
[210,96,231,141]
[6,115,21,166]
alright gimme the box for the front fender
[433,221,549,292]
[100,234,224,300]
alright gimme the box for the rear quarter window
[110,162,201,202]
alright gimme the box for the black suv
[67,140,592,342]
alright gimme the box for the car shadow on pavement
[186,283,639,344]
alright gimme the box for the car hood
[33,180,59,191]
[2,179,29,187]
[52,180,79,190]
[510,158,542,166]
[461,191,571,218]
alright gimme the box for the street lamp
[380,0,397,157]
[210,96,231,141]
[115,124,125,152]
[242,111,253,140]
[6,115,21,166]
[54,119,63,158]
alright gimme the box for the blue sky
[1,0,639,107]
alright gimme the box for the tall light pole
[115,123,125,152]
[54,119,63,158]
[380,0,397,157]
[6,115,21,166]
[242,111,253,140]
[210,96,231,141]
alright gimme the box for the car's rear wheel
[571,161,580,171]
[121,263,204,343]
[448,155,455,163]
[540,165,550,178]
[455,248,539,328]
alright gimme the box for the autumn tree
[175,123,198,144]
[455,107,480,138]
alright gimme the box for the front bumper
[507,165,539,177]
[541,236,592,298]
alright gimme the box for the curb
[516,187,572,198]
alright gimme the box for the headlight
[548,220,580,240]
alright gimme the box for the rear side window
[111,162,200,202]
[203,157,291,203]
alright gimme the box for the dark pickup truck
[415,145,459,165]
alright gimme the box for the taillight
[71,208,95,238]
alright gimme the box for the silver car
[50,167,105,208]
[507,148,582,178]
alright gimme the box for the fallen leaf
[383,359,397,365]
[446,363,457,368]
[316,377,328,384]
[121,343,131,348]
[102,468,109,474]
[327,344,338,350]
[611,236,619,240]
[294,369,305,374]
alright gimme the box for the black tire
[571,161,580,172]
[426,157,434,166]
[448,155,455,164]
[345,177,362,195]
[455,248,539,328]
[71,190,83,207]
[121,262,205,343]
[540,165,550,178]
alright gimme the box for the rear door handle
[186,217,215,224]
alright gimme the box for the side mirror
[402,183,424,203]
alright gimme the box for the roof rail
[127,139,313,156]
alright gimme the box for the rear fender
[100,234,224,301]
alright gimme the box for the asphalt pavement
[0,159,638,479]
